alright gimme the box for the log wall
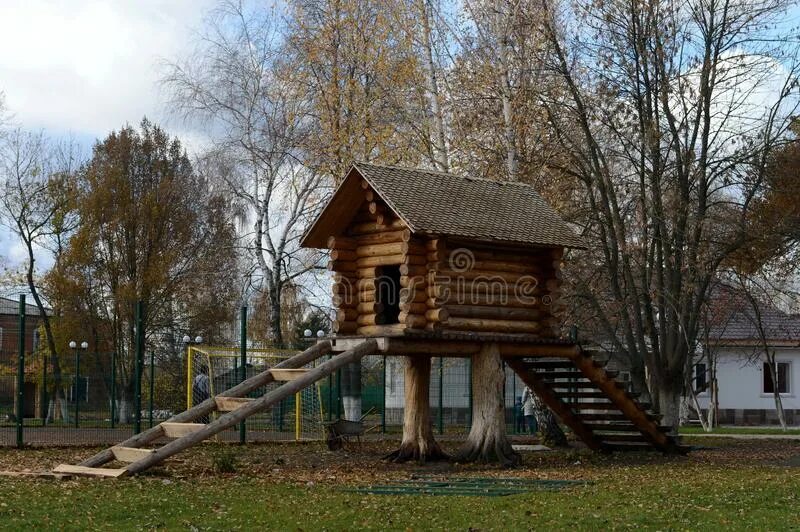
[424,239,563,338]
[327,178,566,338]
[327,179,431,336]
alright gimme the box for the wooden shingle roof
[301,162,584,249]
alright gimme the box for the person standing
[192,364,211,423]
[521,386,537,435]
[514,396,525,433]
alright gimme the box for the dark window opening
[376,265,401,325]
[694,363,707,393]
[763,362,789,394]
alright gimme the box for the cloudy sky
[0,0,217,273]
[0,0,215,143]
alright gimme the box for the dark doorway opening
[376,265,401,325]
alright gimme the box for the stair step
[161,422,206,438]
[604,442,657,452]
[596,433,647,442]
[111,446,156,463]
[585,422,638,432]
[580,348,606,358]
[215,396,254,412]
[53,464,128,478]
[555,391,608,399]
[571,403,621,411]
[550,381,600,389]
[537,371,586,380]
[521,360,576,370]
[578,413,630,421]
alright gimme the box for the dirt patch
[0,436,796,483]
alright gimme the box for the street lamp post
[69,341,88,429]
[182,334,203,411]
[69,341,76,427]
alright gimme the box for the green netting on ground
[345,477,589,497]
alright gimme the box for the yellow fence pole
[186,346,194,410]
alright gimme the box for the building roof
[707,289,800,346]
[0,296,51,317]
[301,162,585,249]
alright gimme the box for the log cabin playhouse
[50,162,685,478]
[303,163,686,456]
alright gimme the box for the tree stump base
[384,442,449,463]
[454,343,521,467]
[385,355,448,464]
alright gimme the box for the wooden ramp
[52,339,378,478]
[505,346,687,454]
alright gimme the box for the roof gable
[301,163,584,249]
[707,289,800,345]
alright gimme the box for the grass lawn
[680,425,800,435]
[0,437,798,530]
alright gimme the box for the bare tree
[0,129,81,421]
[732,274,798,430]
[163,1,327,346]
[689,283,743,431]
[536,0,800,429]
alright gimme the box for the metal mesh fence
[0,299,534,447]
[187,346,325,441]
[320,355,531,436]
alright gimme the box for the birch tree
[0,129,80,421]
[164,1,326,346]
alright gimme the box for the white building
[694,293,800,425]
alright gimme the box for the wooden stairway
[53,339,378,478]
[505,348,687,454]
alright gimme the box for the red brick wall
[0,314,44,361]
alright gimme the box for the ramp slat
[161,422,206,438]
[269,368,309,381]
[214,397,254,412]
[53,464,128,478]
[111,447,156,463]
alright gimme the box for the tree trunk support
[385,355,447,463]
[454,343,520,466]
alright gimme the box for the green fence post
[239,305,247,444]
[41,350,47,427]
[134,300,143,434]
[16,295,25,448]
[467,357,472,430]
[438,356,444,434]
[110,351,116,428]
[327,356,333,422]
[74,347,80,429]
[512,371,517,434]
[381,355,386,433]
[149,350,155,428]
[336,368,342,419]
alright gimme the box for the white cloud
[0,1,217,272]
[0,0,215,143]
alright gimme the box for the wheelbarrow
[324,407,377,451]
